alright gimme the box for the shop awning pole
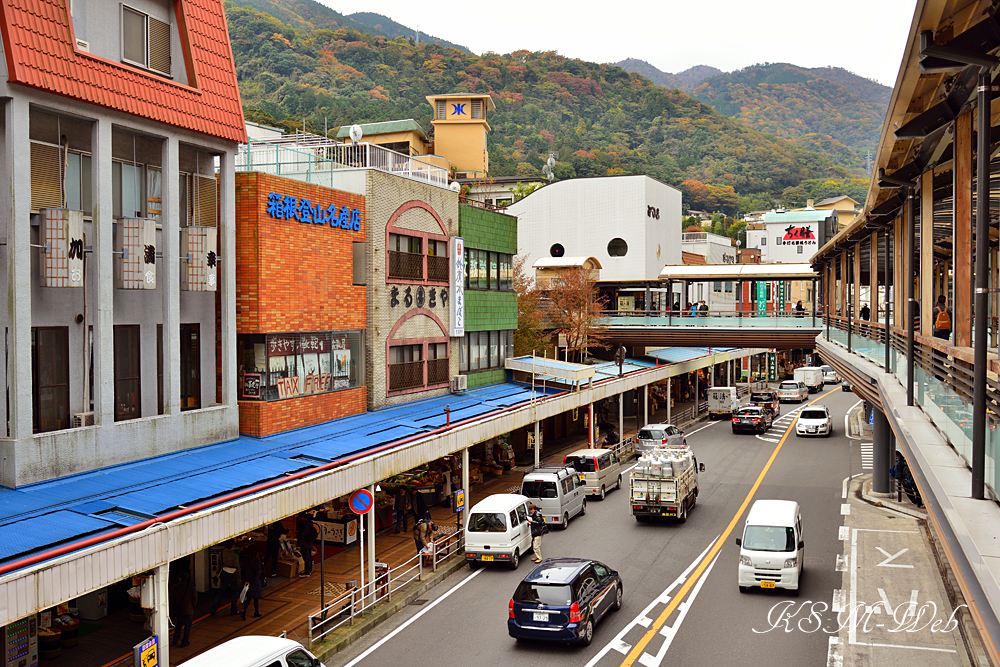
[368,484,376,604]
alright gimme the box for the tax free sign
[266,192,362,231]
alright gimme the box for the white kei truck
[629,447,704,523]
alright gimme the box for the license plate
[532,612,549,621]
[808,429,817,433]
[661,512,676,517]
[481,555,493,562]
[760,581,775,589]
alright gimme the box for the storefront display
[238,331,363,401]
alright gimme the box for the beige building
[812,195,859,230]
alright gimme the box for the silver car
[820,365,839,384]
[636,423,687,453]
[776,381,808,403]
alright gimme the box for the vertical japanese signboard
[768,352,777,381]
[778,281,786,313]
[756,281,767,314]
[450,237,465,336]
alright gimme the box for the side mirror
[735,538,742,546]
[798,540,804,550]
[699,463,706,472]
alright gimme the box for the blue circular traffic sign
[349,489,374,514]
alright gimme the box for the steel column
[972,73,991,500]
[906,187,915,406]
[872,408,892,494]
[884,230,892,372]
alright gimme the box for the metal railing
[601,309,820,328]
[427,358,449,385]
[427,255,449,283]
[237,140,449,189]
[388,360,424,391]
[307,530,464,645]
[388,251,423,280]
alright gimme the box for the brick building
[235,172,367,436]
[457,203,518,388]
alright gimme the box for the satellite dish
[542,165,550,175]
[449,181,462,192]
[349,124,363,144]
[547,156,556,169]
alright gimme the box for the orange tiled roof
[0,0,247,144]
[681,251,706,265]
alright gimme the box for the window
[459,335,469,372]
[113,160,143,219]
[761,237,767,246]
[459,330,513,371]
[180,324,201,411]
[471,99,483,119]
[489,331,499,367]
[489,252,499,290]
[178,172,218,227]
[237,331,364,401]
[285,650,316,667]
[426,239,449,283]
[725,281,733,293]
[157,324,163,415]
[496,198,512,207]
[607,238,628,257]
[713,281,722,292]
[742,525,796,552]
[467,513,506,532]
[435,100,446,120]
[114,325,141,421]
[122,5,171,76]
[464,249,513,290]
[775,236,782,246]
[388,234,423,280]
[797,245,804,254]
[513,583,573,606]
[509,509,519,526]
[516,503,528,523]
[477,251,487,289]
[32,327,70,433]
[522,480,558,499]
[389,344,423,391]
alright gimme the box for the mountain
[689,63,889,168]
[614,59,722,91]
[223,0,470,53]
[225,1,867,213]
[347,12,471,54]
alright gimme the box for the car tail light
[509,599,515,619]
[633,505,643,510]
[752,418,761,423]
[732,417,739,423]
[569,601,581,623]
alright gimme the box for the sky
[322,0,916,87]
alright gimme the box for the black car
[508,558,622,646]
[749,390,780,418]
[732,406,773,434]
[841,379,852,392]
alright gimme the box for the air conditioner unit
[75,38,90,52]
[450,375,467,392]
[72,412,94,427]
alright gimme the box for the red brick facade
[236,172,367,436]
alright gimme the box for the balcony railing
[427,255,449,283]
[388,251,423,280]
[389,360,424,392]
[427,358,449,385]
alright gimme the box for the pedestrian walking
[296,514,318,578]
[393,490,411,533]
[240,553,264,620]
[263,520,287,578]
[170,570,197,647]
[932,295,952,340]
[528,504,548,562]
[211,540,241,616]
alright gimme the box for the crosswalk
[754,406,803,442]
[860,442,873,469]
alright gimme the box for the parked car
[508,558,622,645]
[777,381,809,403]
[636,423,687,453]
[520,466,587,530]
[841,379,852,392]
[749,389,780,418]
[795,406,833,437]
[732,406,773,434]
[563,449,624,500]
[465,494,534,570]
[819,365,839,384]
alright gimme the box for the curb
[310,556,469,660]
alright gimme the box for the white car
[636,423,687,453]
[819,365,839,384]
[796,406,833,437]
[776,381,808,403]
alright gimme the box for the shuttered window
[435,100,446,120]
[471,100,482,119]
[122,5,170,77]
[148,16,170,75]
[194,175,217,227]
[31,141,63,211]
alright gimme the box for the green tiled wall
[467,369,506,388]
[460,204,518,332]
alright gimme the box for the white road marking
[637,616,652,627]
[340,567,484,667]
[827,637,843,667]
[860,442,873,470]
[584,538,718,667]
[841,503,851,515]
[684,422,718,437]
[841,472,865,499]
[839,525,850,541]
[875,547,914,569]
[832,589,846,613]
[836,554,849,572]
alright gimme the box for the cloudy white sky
[322,0,915,87]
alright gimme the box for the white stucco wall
[508,175,681,282]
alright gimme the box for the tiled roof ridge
[0,0,247,143]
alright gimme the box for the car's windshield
[514,582,574,606]
[821,366,833,373]
[638,429,664,441]
[751,393,774,403]
[742,525,796,552]
[467,512,506,532]
[779,382,798,390]
[800,409,828,420]
[565,456,596,472]
[522,480,559,499]
[737,408,762,416]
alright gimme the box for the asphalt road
[327,384,866,667]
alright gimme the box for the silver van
[636,423,687,454]
[563,449,624,500]
[520,466,587,529]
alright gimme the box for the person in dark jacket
[297,514,318,578]
[795,300,806,317]
[393,490,411,533]
[211,540,241,616]
[527,503,548,562]
[411,490,429,522]
[263,521,287,578]
[241,553,264,619]
[170,570,197,647]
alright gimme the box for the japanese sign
[781,224,817,246]
[266,192,362,231]
[134,636,158,667]
[450,237,465,336]
[454,489,465,513]
[768,352,777,381]
[756,281,767,314]
[778,281,786,312]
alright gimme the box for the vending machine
[2,616,38,667]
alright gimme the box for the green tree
[511,181,545,202]
[513,255,549,356]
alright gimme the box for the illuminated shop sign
[266,192,362,231]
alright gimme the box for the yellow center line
[619,385,841,666]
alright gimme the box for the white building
[507,175,682,282]
[746,209,838,264]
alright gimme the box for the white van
[563,449,623,500]
[520,466,587,529]
[707,387,740,419]
[178,636,323,667]
[736,499,804,593]
[464,494,534,570]
[793,367,824,393]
